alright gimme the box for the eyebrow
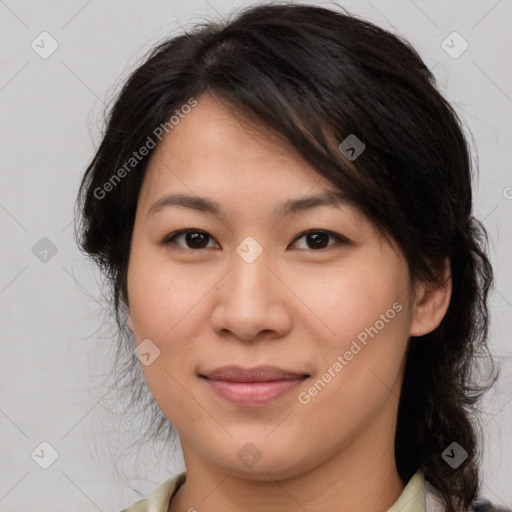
[146,190,350,219]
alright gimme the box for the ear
[127,312,134,332]
[410,258,452,337]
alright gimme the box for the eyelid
[161,228,351,250]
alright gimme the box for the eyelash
[161,229,349,251]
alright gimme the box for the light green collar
[386,469,426,512]
[122,469,427,512]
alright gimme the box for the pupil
[308,232,328,249]
[187,232,208,248]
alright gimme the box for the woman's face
[126,94,436,480]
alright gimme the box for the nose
[210,246,293,342]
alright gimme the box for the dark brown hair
[75,3,498,510]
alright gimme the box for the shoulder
[425,477,511,512]
[119,472,187,512]
[469,498,512,512]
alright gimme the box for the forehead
[136,94,380,238]
[140,94,336,202]
[150,95,320,178]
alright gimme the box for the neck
[170,416,405,512]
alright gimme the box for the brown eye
[163,230,218,249]
[290,230,348,250]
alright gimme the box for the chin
[203,435,312,480]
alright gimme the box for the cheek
[127,248,191,338]
[126,249,208,420]
[304,260,408,346]
[297,308,410,448]
[300,260,411,407]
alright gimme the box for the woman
[76,3,510,511]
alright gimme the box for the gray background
[0,0,511,510]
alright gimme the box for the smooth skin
[126,94,452,512]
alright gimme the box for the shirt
[120,469,429,512]
[119,468,512,512]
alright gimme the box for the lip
[201,365,309,382]
[200,365,309,407]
